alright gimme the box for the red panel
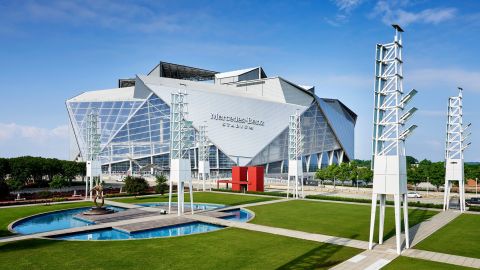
[232,166,248,191]
[247,166,264,192]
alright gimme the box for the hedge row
[305,195,444,209]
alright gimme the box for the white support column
[328,151,334,166]
[378,194,386,244]
[169,89,194,216]
[288,110,304,199]
[444,88,470,212]
[85,109,101,201]
[368,193,377,250]
[369,25,417,255]
[403,193,410,249]
[394,194,402,255]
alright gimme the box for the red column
[247,166,264,192]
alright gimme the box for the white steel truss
[369,25,417,255]
[85,109,102,201]
[197,123,210,191]
[443,88,471,212]
[168,89,194,216]
[287,110,304,199]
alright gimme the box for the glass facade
[67,93,237,174]
[248,101,343,173]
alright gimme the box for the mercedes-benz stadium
[66,62,356,178]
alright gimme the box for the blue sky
[1,0,480,161]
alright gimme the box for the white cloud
[372,1,457,26]
[2,0,207,34]
[333,0,363,13]
[0,123,68,142]
[326,0,364,26]
[408,68,480,92]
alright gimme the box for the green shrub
[468,205,480,212]
[49,174,68,189]
[305,194,443,209]
[306,195,371,204]
[155,175,168,195]
[123,176,149,195]
[211,188,287,197]
[37,191,53,199]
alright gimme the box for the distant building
[66,62,356,178]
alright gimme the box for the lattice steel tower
[85,109,102,200]
[197,123,210,191]
[168,89,194,216]
[287,110,304,199]
[443,87,471,212]
[369,25,418,255]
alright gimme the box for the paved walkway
[403,249,480,268]
[330,210,467,270]
[189,214,369,250]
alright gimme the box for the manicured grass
[415,214,480,259]
[0,202,93,237]
[0,228,361,270]
[113,191,278,206]
[383,256,475,270]
[247,200,437,241]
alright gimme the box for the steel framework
[287,110,304,199]
[197,123,210,191]
[168,89,194,215]
[85,109,102,201]
[369,25,418,255]
[443,88,471,212]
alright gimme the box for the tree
[6,178,23,191]
[62,161,79,185]
[49,174,68,189]
[357,167,373,181]
[0,180,9,199]
[406,156,418,167]
[0,158,10,180]
[155,175,168,195]
[124,176,149,195]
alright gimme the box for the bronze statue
[90,183,105,208]
[83,182,114,215]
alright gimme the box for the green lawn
[247,200,437,241]
[113,191,278,206]
[415,214,480,259]
[383,256,475,270]
[0,228,361,270]
[0,202,93,237]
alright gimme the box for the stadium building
[66,62,356,178]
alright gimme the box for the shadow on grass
[383,208,434,245]
[0,239,60,252]
[0,230,15,238]
[276,234,359,270]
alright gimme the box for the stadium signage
[210,113,265,130]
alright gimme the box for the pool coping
[6,203,255,242]
[7,205,126,234]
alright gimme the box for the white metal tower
[168,89,194,216]
[369,25,418,254]
[443,87,471,212]
[287,110,304,199]
[85,109,102,201]
[197,123,210,191]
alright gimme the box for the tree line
[315,156,480,187]
[0,156,86,191]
